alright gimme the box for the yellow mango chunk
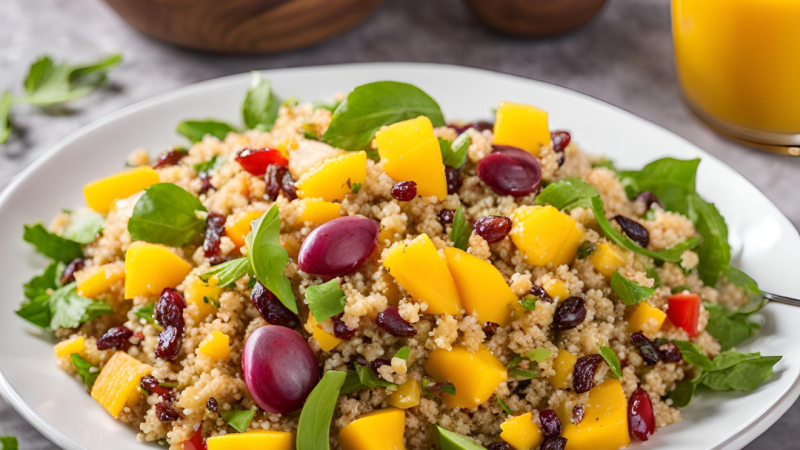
[562,379,630,450]
[299,199,341,226]
[124,242,193,299]
[207,430,294,450]
[185,276,222,322]
[76,263,125,299]
[83,166,160,214]
[548,349,578,390]
[625,302,667,339]
[306,313,342,352]
[543,279,569,302]
[225,210,263,249]
[376,116,435,162]
[383,234,462,315]
[589,242,625,278]
[500,413,544,450]
[91,352,152,418]
[54,336,85,358]
[493,101,551,155]
[444,247,518,326]
[510,206,584,267]
[424,344,507,409]
[388,379,421,409]
[198,331,230,361]
[339,408,406,450]
[296,151,367,202]
[382,139,447,200]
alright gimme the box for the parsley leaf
[450,205,471,251]
[297,370,347,450]
[246,206,297,313]
[599,346,622,379]
[610,270,655,306]
[70,354,99,389]
[306,279,346,323]
[242,72,281,131]
[704,300,766,351]
[220,410,256,433]
[199,257,252,288]
[23,222,83,262]
[439,132,471,169]
[23,261,60,300]
[128,183,207,247]
[63,210,105,244]
[0,436,18,450]
[534,178,599,211]
[18,54,122,106]
[17,282,112,330]
[177,120,237,143]
[618,158,700,216]
[437,426,486,450]
[0,91,11,144]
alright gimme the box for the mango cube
[444,247,518,326]
[124,242,193,299]
[83,166,160,213]
[376,116,435,161]
[207,430,294,450]
[54,336,85,358]
[383,234,462,315]
[185,276,222,322]
[198,331,231,361]
[339,408,406,450]
[306,313,342,352]
[500,413,544,450]
[388,379,421,410]
[543,279,569,302]
[225,210,263,249]
[561,379,630,450]
[76,263,126,299]
[296,151,367,202]
[548,349,578,390]
[424,344,507,409]
[91,352,152,418]
[493,102,550,155]
[377,117,448,200]
[589,242,625,278]
[510,206,584,267]
[625,302,667,339]
[299,199,341,226]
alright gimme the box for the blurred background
[0,0,798,448]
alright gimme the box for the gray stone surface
[0,0,797,448]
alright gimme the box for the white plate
[0,63,798,450]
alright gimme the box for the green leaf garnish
[599,346,622,379]
[356,365,397,389]
[673,340,713,370]
[70,354,99,389]
[669,374,704,408]
[23,261,60,300]
[422,377,456,396]
[394,346,410,361]
[306,279,347,323]
[645,266,662,288]
[134,304,155,323]
[63,210,105,244]
[199,257,252,288]
[339,370,365,395]
[0,436,19,450]
[322,81,445,151]
[246,206,297,313]
[220,410,256,433]
[576,242,596,259]
[23,223,83,262]
[671,285,691,294]
[18,54,122,106]
[509,368,539,379]
[17,282,112,330]
[522,348,551,362]
[610,270,655,306]
[704,300,766,351]
[128,183,207,247]
[437,426,486,450]
[618,158,700,216]
[193,155,219,174]
[534,178,599,211]
[497,398,512,414]
[450,205,471,251]
[726,267,762,300]
[351,182,363,194]
[440,133,471,169]
[313,99,341,112]
[242,72,281,131]
[177,120,237,143]
[520,296,537,310]
[297,370,347,450]
[689,194,730,287]
[0,91,11,144]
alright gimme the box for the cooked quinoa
[23,80,776,450]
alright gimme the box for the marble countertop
[1,0,798,448]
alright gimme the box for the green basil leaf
[219,410,256,433]
[242,72,281,131]
[134,304,155,323]
[437,426,486,450]
[592,158,618,172]
[18,54,122,106]
[618,158,700,216]
[246,206,297,313]
[440,133,471,169]
[534,178,599,211]
[23,222,83,262]
[177,120,237,143]
[726,267,762,300]
[0,90,12,144]
[356,365,397,389]
[128,183,207,247]
[704,300,766,351]
[668,374,705,408]
[689,194,730,287]
[15,294,52,328]
[610,270,655,306]
[522,348,551,363]
[394,346,410,361]
[339,371,364,395]
[23,261,60,300]
[70,354,99,389]
[63,210,105,244]
[306,279,346,323]
[313,99,341,112]
[199,257,252,288]
[451,205,471,251]
[322,81,445,150]
[48,282,113,329]
[645,266,662,288]
[509,368,539,379]
[702,354,781,392]
[297,370,347,450]
[193,155,219,174]
[599,345,622,379]
[591,197,701,263]
[0,436,19,450]
[497,397,512,415]
[673,340,713,370]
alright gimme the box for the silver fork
[763,291,800,307]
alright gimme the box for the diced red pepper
[235,148,288,175]
[667,293,700,336]
[183,428,206,450]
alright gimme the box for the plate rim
[0,62,797,450]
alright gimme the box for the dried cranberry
[530,285,553,303]
[487,443,512,450]
[482,322,500,338]
[631,332,660,366]
[356,357,391,372]
[141,375,175,398]
[156,401,183,422]
[391,181,417,201]
[251,282,299,328]
[198,172,214,195]
[155,288,186,361]
[473,216,512,243]
[445,166,462,195]
[153,149,188,168]
[478,147,542,197]
[156,326,182,361]
[634,191,663,210]
[571,404,585,424]
[266,164,297,201]
[438,209,455,225]
[473,121,494,132]
[572,354,604,393]
[333,316,357,340]
[97,326,133,351]
[206,397,218,413]
[203,212,227,265]
[236,148,288,175]
[551,131,571,153]
[376,306,416,337]
[658,342,683,363]
[553,297,586,330]
[539,409,561,438]
[61,258,85,285]
[614,215,649,248]
[541,437,567,450]
[628,388,656,441]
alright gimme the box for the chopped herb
[534,178,599,211]
[576,242,596,259]
[497,398,513,414]
[306,279,347,323]
[23,222,83,262]
[220,409,255,433]
[297,370,347,450]
[356,365,397,389]
[599,346,622,379]
[520,296,537,310]
[422,377,456,396]
[610,270,655,306]
[644,208,657,221]
[159,381,178,389]
[450,205,471,251]
[351,182,363,194]
[203,296,221,308]
[23,261,60,301]
[0,436,18,450]
[0,91,11,144]
[242,71,281,132]
[246,206,297,313]
[509,368,539,379]
[199,257,252,288]
[523,348,552,362]
[645,266,661,288]
[70,354,99,389]
[63,210,104,244]
[439,133,471,169]
[134,304,155,323]
[177,120,237,143]
[394,346,411,361]
[128,183,208,247]
[193,155,219,174]
[437,426,486,450]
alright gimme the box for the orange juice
[672,0,800,143]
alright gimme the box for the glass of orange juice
[672,0,800,153]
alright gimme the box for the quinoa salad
[17,76,781,450]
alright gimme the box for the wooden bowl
[102,0,385,54]
[462,0,607,37]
